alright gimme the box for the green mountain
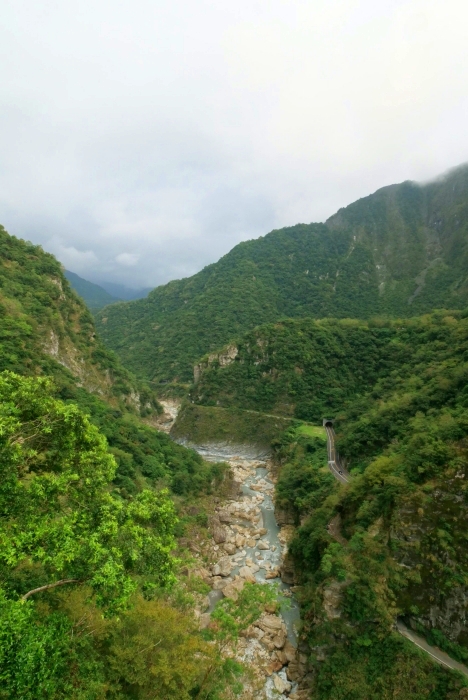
[0,224,221,496]
[0,226,143,405]
[64,269,122,310]
[0,225,236,698]
[190,309,468,695]
[95,163,468,387]
[193,311,468,420]
[96,279,152,301]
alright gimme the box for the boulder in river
[218,510,232,523]
[259,614,284,631]
[199,613,211,629]
[265,569,279,579]
[213,525,226,544]
[212,577,232,590]
[273,674,291,694]
[212,556,232,577]
[222,577,245,601]
[239,566,257,583]
[223,542,237,555]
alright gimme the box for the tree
[0,371,177,611]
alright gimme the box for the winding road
[324,424,350,484]
[324,423,468,679]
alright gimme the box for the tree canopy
[0,371,177,610]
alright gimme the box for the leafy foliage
[194,312,468,424]
[273,421,468,698]
[0,224,159,412]
[0,372,177,609]
[262,314,468,696]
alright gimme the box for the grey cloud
[1,0,468,288]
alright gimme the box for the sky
[1,0,468,289]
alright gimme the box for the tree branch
[21,579,81,601]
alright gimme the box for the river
[184,443,303,699]
[157,402,305,698]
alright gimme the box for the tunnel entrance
[323,419,334,428]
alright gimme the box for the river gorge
[158,403,309,699]
[195,449,311,699]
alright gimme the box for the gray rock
[212,556,232,577]
[213,526,226,544]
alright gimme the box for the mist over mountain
[96,280,152,301]
[96,163,468,387]
[3,0,468,695]
[64,270,122,310]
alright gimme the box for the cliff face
[393,469,468,644]
[326,164,468,314]
[0,225,156,412]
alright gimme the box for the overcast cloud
[1,0,467,288]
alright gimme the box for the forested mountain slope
[193,313,468,421]
[96,163,468,386]
[196,310,468,695]
[0,225,148,406]
[64,269,122,310]
[0,224,223,497]
[0,228,240,697]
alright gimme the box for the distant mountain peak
[64,270,122,311]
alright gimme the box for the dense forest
[95,164,468,389]
[193,313,468,421]
[193,310,468,696]
[273,425,468,698]
[3,161,468,699]
[0,227,267,699]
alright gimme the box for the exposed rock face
[323,581,346,620]
[212,525,227,544]
[212,556,232,577]
[154,400,181,433]
[392,478,468,643]
[223,542,237,555]
[186,452,303,698]
[194,344,238,383]
[280,553,296,585]
[273,674,291,693]
[275,504,296,526]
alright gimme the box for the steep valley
[3,160,468,700]
[96,163,468,390]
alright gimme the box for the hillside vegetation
[172,403,295,451]
[0,225,149,406]
[96,164,468,388]
[0,224,228,499]
[267,310,468,696]
[193,312,468,421]
[0,227,253,698]
[64,269,122,310]
[196,309,468,696]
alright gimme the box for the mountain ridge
[64,269,122,310]
[95,163,468,388]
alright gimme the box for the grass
[295,424,327,441]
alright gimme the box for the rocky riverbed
[190,449,310,700]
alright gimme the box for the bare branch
[21,578,81,601]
